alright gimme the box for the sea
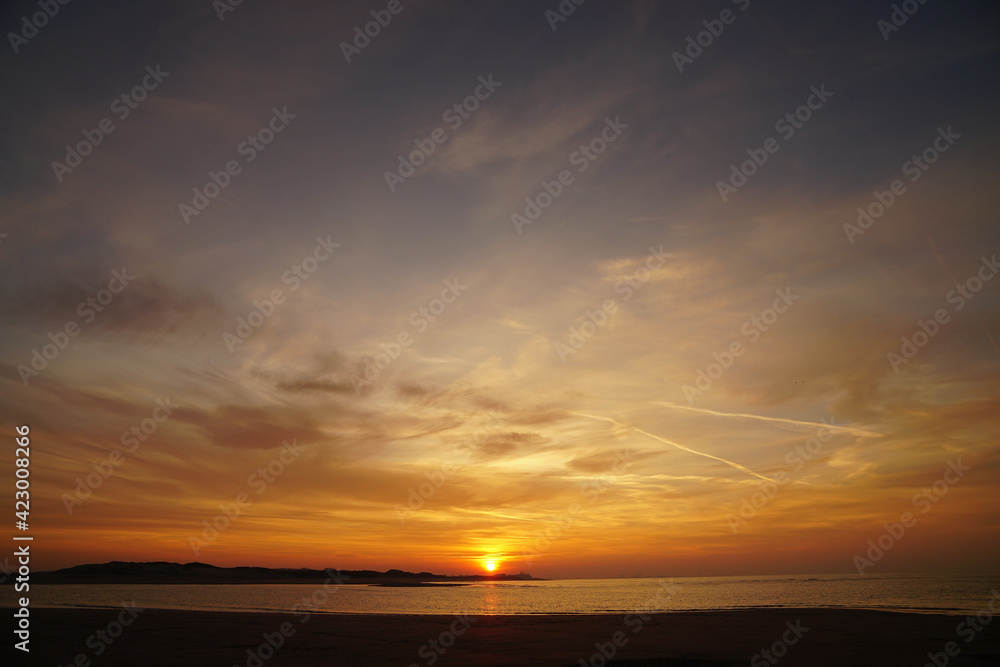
[8,573,998,616]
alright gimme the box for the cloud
[2,270,225,342]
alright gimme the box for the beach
[25,607,1000,666]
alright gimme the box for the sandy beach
[22,607,1000,666]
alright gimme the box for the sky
[1,0,999,579]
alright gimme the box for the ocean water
[9,573,998,616]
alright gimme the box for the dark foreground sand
[21,607,1000,666]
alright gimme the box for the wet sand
[24,607,1000,666]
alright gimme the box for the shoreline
[21,607,1000,666]
[4,603,981,616]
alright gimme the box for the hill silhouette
[32,561,539,585]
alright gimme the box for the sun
[484,560,497,572]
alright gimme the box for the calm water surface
[7,573,997,616]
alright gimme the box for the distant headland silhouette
[34,561,541,586]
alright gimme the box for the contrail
[568,411,775,483]
[655,402,881,438]
[452,507,533,522]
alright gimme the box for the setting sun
[484,561,497,572]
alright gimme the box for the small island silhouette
[34,561,541,586]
